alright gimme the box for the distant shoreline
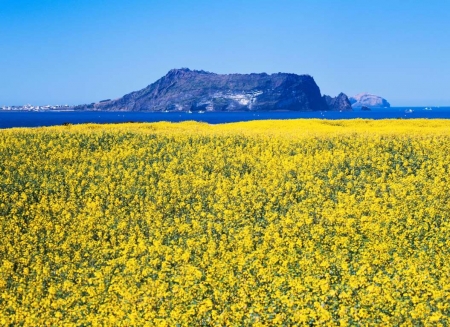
[0,106,446,113]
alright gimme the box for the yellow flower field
[1,119,450,326]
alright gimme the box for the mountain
[322,93,352,111]
[349,93,390,108]
[74,68,350,112]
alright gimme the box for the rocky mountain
[75,68,351,112]
[322,93,352,111]
[349,93,390,108]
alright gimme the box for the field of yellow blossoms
[1,119,450,326]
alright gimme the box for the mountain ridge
[74,68,352,112]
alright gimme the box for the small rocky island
[349,93,390,108]
[74,68,353,112]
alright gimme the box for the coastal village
[0,104,71,111]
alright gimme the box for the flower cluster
[1,119,449,325]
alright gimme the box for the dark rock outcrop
[322,93,352,111]
[75,68,335,112]
[349,93,390,108]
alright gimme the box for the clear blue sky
[1,0,449,106]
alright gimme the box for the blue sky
[1,0,449,106]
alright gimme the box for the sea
[1,107,450,129]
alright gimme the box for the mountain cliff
[322,93,352,111]
[75,68,349,112]
[349,93,390,108]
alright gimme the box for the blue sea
[1,107,450,129]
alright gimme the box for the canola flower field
[1,119,450,326]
